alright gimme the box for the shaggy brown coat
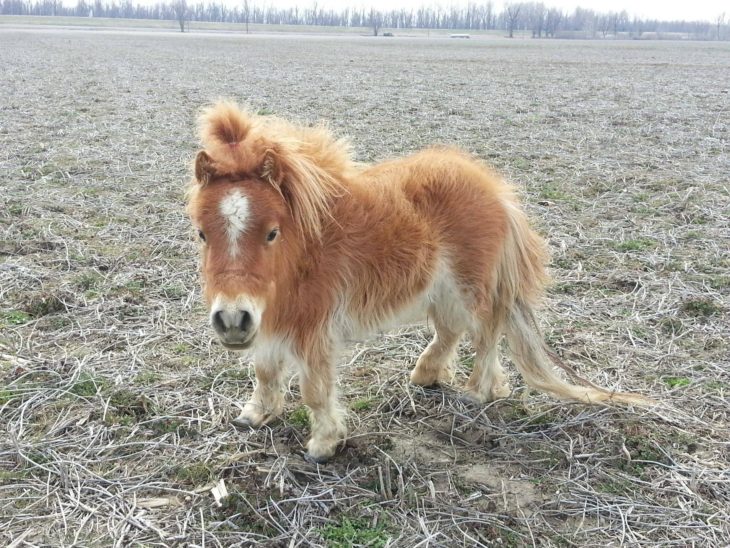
[187,102,652,462]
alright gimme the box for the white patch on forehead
[219,189,250,257]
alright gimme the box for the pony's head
[186,102,350,349]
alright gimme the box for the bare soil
[1,26,728,547]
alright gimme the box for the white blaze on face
[219,189,250,257]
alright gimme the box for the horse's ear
[260,148,284,188]
[195,150,215,184]
[259,145,341,240]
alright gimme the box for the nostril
[213,310,226,332]
[239,310,252,333]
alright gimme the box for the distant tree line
[2,0,727,40]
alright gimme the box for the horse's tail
[495,189,655,407]
[505,301,655,405]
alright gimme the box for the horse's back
[350,148,515,314]
[372,148,510,275]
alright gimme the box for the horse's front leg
[232,360,286,428]
[300,353,346,463]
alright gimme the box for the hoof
[490,385,511,400]
[459,391,485,405]
[305,436,339,463]
[410,370,442,388]
[303,452,331,465]
[462,384,511,405]
[232,400,282,429]
[231,416,256,429]
[232,410,273,429]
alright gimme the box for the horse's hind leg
[410,308,462,387]
[463,322,511,403]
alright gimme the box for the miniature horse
[186,102,651,463]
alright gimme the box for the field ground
[1,25,729,547]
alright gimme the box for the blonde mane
[195,101,356,239]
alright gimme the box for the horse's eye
[266,228,279,243]
[198,230,206,242]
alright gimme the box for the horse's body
[187,102,651,462]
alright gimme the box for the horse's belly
[341,256,468,341]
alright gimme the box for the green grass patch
[552,256,575,270]
[289,406,310,428]
[162,282,188,300]
[123,279,144,292]
[511,157,530,171]
[0,388,22,406]
[704,380,728,393]
[74,271,103,291]
[550,282,577,295]
[26,292,66,318]
[597,477,635,496]
[706,275,730,291]
[149,418,194,437]
[256,107,275,116]
[104,412,136,426]
[24,449,53,466]
[524,411,558,428]
[618,434,669,477]
[0,310,32,326]
[7,203,24,216]
[172,343,190,354]
[663,377,691,389]
[69,372,106,397]
[213,492,279,535]
[108,388,150,419]
[659,317,683,335]
[47,316,72,329]
[681,298,721,318]
[136,371,162,384]
[538,182,569,201]
[0,469,30,482]
[351,398,374,412]
[613,238,656,252]
[499,403,530,423]
[320,516,390,548]
[171,462,215,485]
[460,355,476,371]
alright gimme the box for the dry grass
[1,26,729,546]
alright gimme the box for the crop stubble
[1,28,729,546]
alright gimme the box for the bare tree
[632,15,643,38]
[544,7,558,37]
[369,7,382,36]
[173,0,186,32]
[717,12,726,40]
[597,13,611,38]
[309,0,318,25]
[529,2,546,38]
[242,0,250,33]
[10,0,727,40]
[506,3,521,38]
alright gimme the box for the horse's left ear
[259,144,341,241]
[195,150,215,184]
[261,148,285,188]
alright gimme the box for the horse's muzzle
[211,306,258,349]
